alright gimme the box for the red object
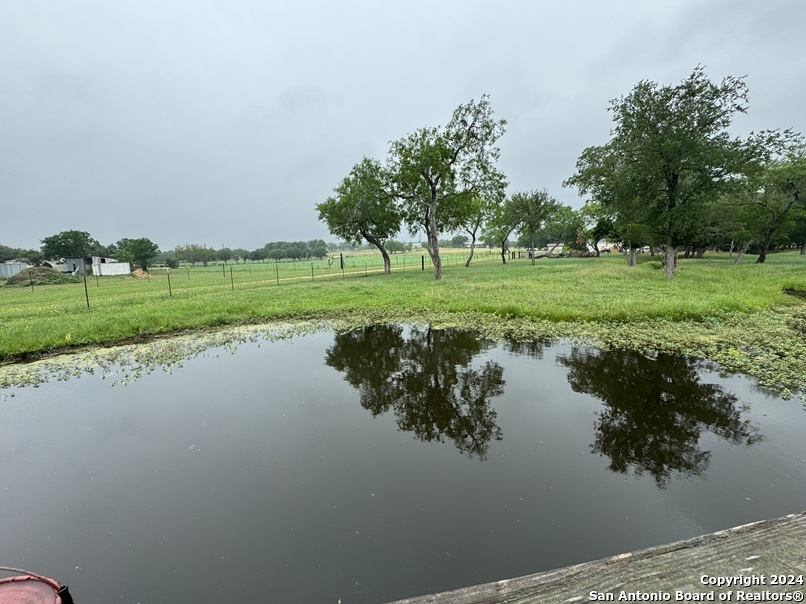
[0,572,69,603]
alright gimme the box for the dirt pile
[5,267,81,286]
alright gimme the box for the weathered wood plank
[388,511,806,603]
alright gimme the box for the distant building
[0,261,30,279]
[91,256,131,276]
[587,239,620,254]
[47,256,130,276]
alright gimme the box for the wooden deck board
[388,511,806,603]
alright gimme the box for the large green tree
[389,95,507,280]
[509,190,562,265]
[115,238,160,272]
[567,67,773,277]
[746,154,806,263]
[0,244,18,262]
[41,230,101,260]
[317,158,401,274]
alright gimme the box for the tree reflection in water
[325,325,505,460]
[558,348,763,487]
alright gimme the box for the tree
[565,143,656,266]
[307,239,328,259]
[15,248,44,266]
[567,67,777,277]
[115,238,160,272]
[317,157,401,274]
[450,234,469,248]
[509,190,562,265]
[577,202,617,256]
[788,204,806,254]
[746,154,806,263]
[41,230,101,260]
[267,248,286,262]
[216,247,234,264]
[389,95,507,280]
[486,195,522,264]
[458,194,498,267]
[541,205,586,255]
[250,247,267,263]
[0,244,18,262]
[231,248,251,263]
[174,244,215,267]
[385,239,407,254]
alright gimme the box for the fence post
[187,267,190,280]
[421,255,425,271]
[223,263,226,277]
[311,262,315,282]
[340,253,344,270]
[167,268,172,297]
[275,263,279,286]
[230,266,234,290]
[83,272,90,309]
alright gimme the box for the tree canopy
[508,190,562,265]
[565,66,801,276]
[316,157,401,273]
[115,238,160,272]
[41,230,102,260]
[318,96,508,280]
[390,95,507,279]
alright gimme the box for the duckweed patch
[1,307,804,403]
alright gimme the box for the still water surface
[1,325,805,603]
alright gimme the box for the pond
[1,325,805,603]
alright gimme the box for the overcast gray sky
[2,0,804,252]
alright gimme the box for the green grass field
[2,250,805,397]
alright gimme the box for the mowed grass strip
[1,251,804,361]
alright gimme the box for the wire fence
[1,248,538,312]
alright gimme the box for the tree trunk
[695,244,706,259]
[361,232,391,273]
[755,231,772,264]
[664,243,676,278]
[465,232,476,267]
[734,241,751,263]
[426,198,442,280]
[755,247,767,263]
[628,245,637,267]
[800,241,806,255]
[500,240,507,264]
